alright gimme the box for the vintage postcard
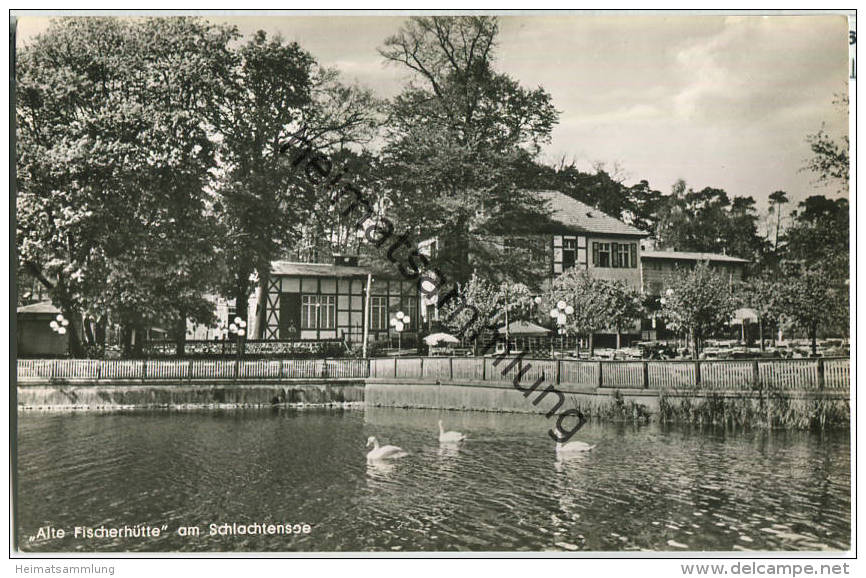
[9,8,854,565]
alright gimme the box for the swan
[366,436,408,462]
[555,440,596,455]
[438,420,466,443]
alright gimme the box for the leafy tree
[782,195,849,282]
[738,274,784,350]
[659,262,736,358]
[16,17,235,355]
[777,264,848,355]
[803,95,849,193]
[624,179,664,234]
[536,268,609,356]
[654,180,764,260]
[213,31,379,336]
[380,16,558,284]
[600,280,644,349]
[438,274,532,352]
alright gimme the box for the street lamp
[229,316,247,363]
[49,313,69,336]
[390,310,410,353]
[549,301,574,358]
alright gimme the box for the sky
[15,12,851,217]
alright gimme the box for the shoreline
[16,382,850,429]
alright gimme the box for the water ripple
[15,408,850,552]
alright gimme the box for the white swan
[555,441,596,455]
[438,420,466,444]
[366,436,408,463]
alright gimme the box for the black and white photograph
[10,8,854,559]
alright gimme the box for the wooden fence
[17,358,368,383]
[16,356,849,391]
[367,356,849,392]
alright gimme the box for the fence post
[187,360,193,384]
[695,361,702,387]
[752,360,760,389]
[643,361,649,389]
[51,359,58,380]
[597,361,603,388]
[817,358,825,390]
[96,361,102,382]
[482,358,487,381]
[420,356,424,379]
[449,357,454,381]
[393,357,398,378]
[141,359,147,383]
[555,359,561,386]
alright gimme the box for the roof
[17,300,60,315]
[271,261,371,278]
[533,191,647,237]
[641,250,750,264]
[497,321,551,335]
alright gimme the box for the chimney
[333,254,359,267]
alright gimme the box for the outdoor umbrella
[424,332,460,346]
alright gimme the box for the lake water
[15,407,850,553]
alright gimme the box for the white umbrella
[424,332,460,346]
[730,308,759,325]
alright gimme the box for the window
[301,295,318,329]
[592,242,611,267]
[320,295,336,329]
[614,243,630,268]
[370,296,387,330]
[594,242,636,268]
[403,296,418,330]
[301,295,337,329]
[562,238,576,269]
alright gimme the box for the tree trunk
[254,271,268,340]
[121,324,133,358]
[759,319,765,351]
[132,323,144,358]
[775,208,781,250]
[234,282,249,358]
[690,329,697,359]
[588,333,595,357]
[810,324,818,356]
[175,314,187,358]
[616,329,621,350]
[63,315,85,358]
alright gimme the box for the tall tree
[213,31,379,337]
[803,94,849,194]
[777,264,848,355]
[654,181,764,260]
[380,16,559,284]
[767,190,789,251]
[600,280,644,349]
[16,17,235,355]
[783,195,849,281]
[738,274,784,350]
[536,268,610,356]
[659,261,736,358]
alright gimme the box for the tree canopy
[380,16,559,283]
[16,17,236,353]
